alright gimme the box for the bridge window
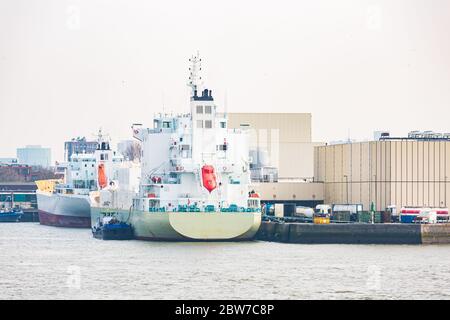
[217,144,227,151]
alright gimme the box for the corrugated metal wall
[315,141,450,211]
[254,182,324,202]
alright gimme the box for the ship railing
[148,128,175,134]
[142,178,180,186]
[137,196,261,213]
[144,206,261,213]
[55,186,92,194]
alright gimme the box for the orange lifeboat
[201,165,217,193]
[98,164,108,189]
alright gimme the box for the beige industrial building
[227,113,324,206]
[314,138,450,211]
[228,113,450,212]
[228,113,323,180]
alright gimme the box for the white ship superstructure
[91,54,261,240]
[36,131,130,228]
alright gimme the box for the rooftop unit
[375,131,450,141]
[406,130,449,140]
[374,131,390,141]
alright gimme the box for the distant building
[64,137,98,162]
[16,145,51,168]
[0,164,32,181]
[225,113,325,207]
[0,182,38,220]
[0,158,17,165]
[227,113,324,180]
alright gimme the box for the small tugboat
[0,207,24,222]
[92,212,134,240]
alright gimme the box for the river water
[0,223,449,300]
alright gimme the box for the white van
[315,204,332,215]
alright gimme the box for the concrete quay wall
[257,222,450,244]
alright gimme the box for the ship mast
[187,52,203,98]
[94,128,111,151]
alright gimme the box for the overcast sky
[1,0,450,162]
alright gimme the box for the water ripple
[1,223,449,300]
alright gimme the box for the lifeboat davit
[98,163,108,189]
[201,165,217,193]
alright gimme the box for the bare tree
[31,166,59,181]
[0,167,26,182]
[123,142,142,162]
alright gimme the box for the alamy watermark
[66,4,81,30]
[366,5,383,31]
[366,265,382,290]
[66,265,81,289]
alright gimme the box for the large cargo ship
[90,54,262,241]
[36,131,127,228]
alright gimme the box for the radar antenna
[187,51,203,97]
[91,128,111,145]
